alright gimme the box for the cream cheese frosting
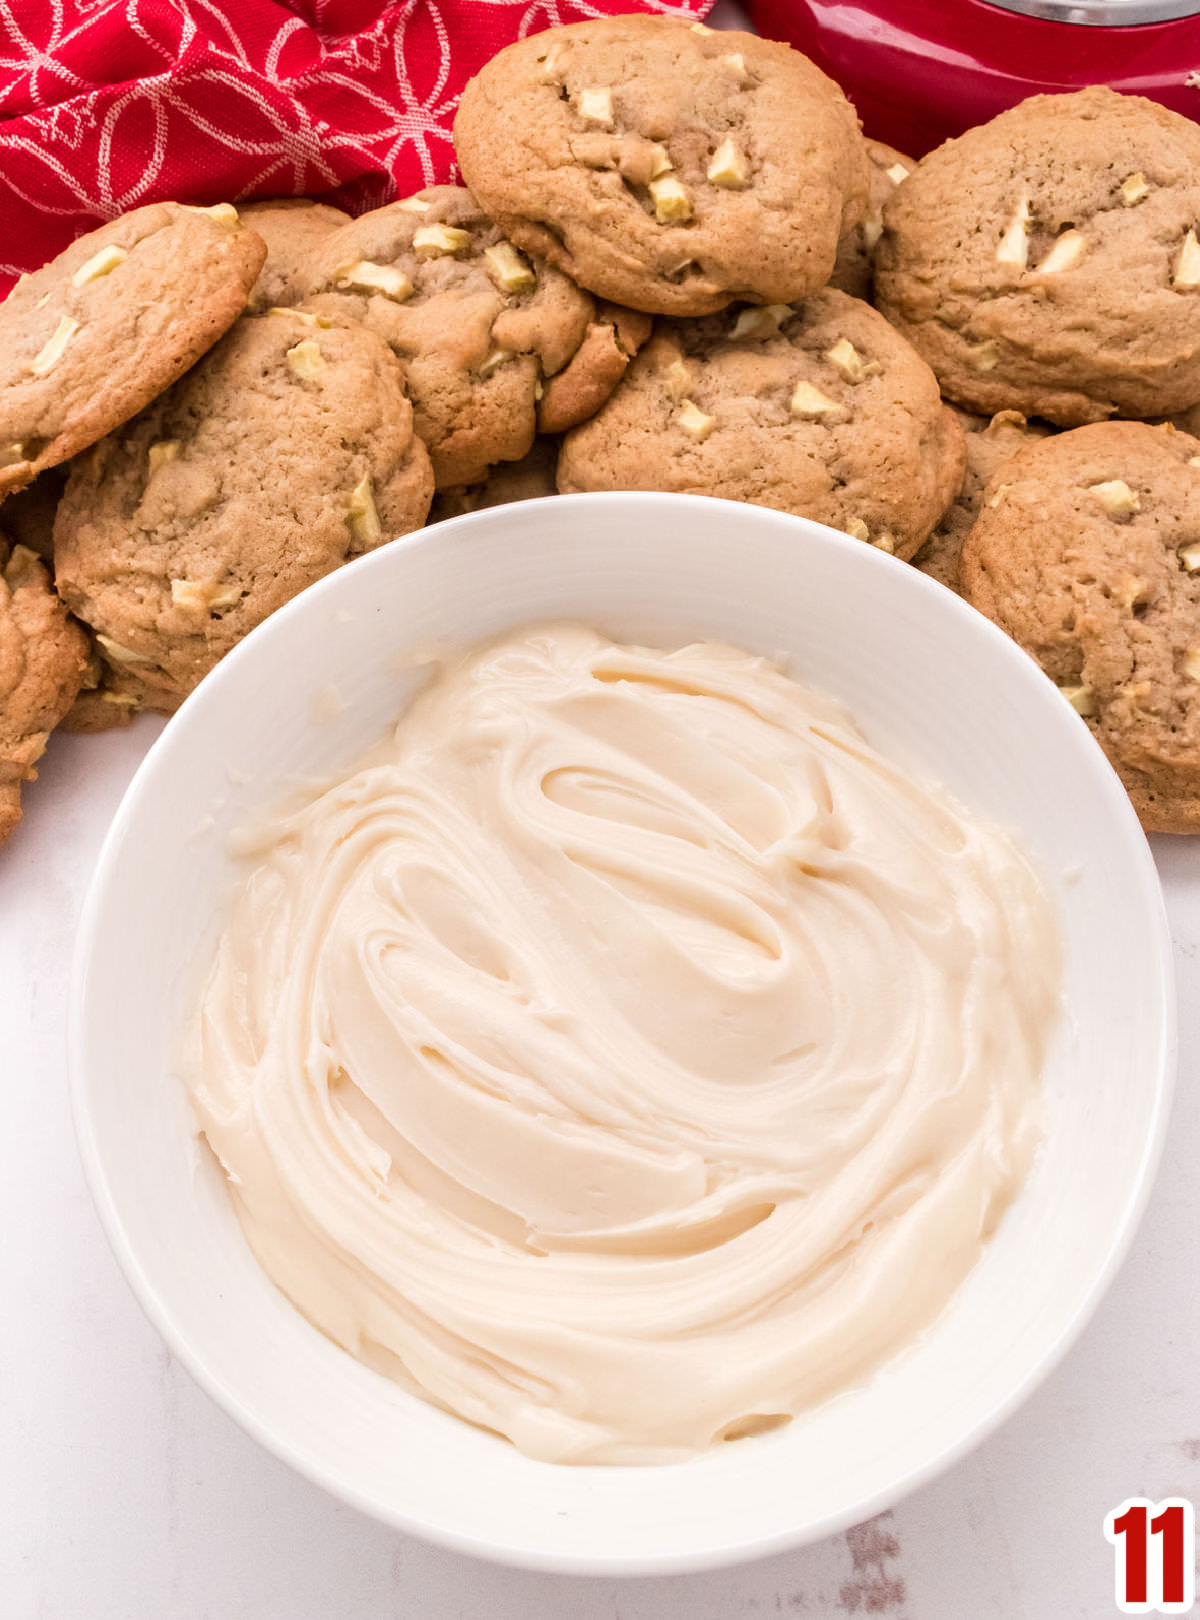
[188,625,1060,1465]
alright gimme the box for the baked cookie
[960,421,1200,832]
[293,187,643,487]
[875,88,1200,425]
[0,465,67,565]
[240,198,352,311]
[454,16,869,316]
[829,140,913,302]
[914,409,1052,593]
[0,202,265,497]
[0,541,90,844]
[430,437,559,522]
[558,288,965,559]
[54,309,433,711]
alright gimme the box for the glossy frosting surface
[188,626,1059,1464]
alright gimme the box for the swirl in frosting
[188,625,1059,1464]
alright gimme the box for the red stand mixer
[745,0,1200,155]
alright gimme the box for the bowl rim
[68,492,1178,1576]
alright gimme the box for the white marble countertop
[3,711,1199,1620]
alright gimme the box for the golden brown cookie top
[876,87,1200,426]
[240,198,352,312]
[293,186,627,486]
[558,288,965,559]
[961,420,1200,832]
[0,202,265,497]
[0,542,90,845]
[54,308,433,712]
[453,17,869,316]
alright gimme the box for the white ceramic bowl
[72,493,1175,1575]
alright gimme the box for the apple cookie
[0,202,265,497]
[558,288,965,559]
[961,421,1200,832]
[876,88,1200,425]
[454,16,869,316]
[54,309,433,712]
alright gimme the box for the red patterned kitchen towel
[0,0,712,293]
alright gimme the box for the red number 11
[1105,1497,1195,1613]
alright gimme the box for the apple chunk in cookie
[961,421,1200,831]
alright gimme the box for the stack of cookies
[3,14,1200,844]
